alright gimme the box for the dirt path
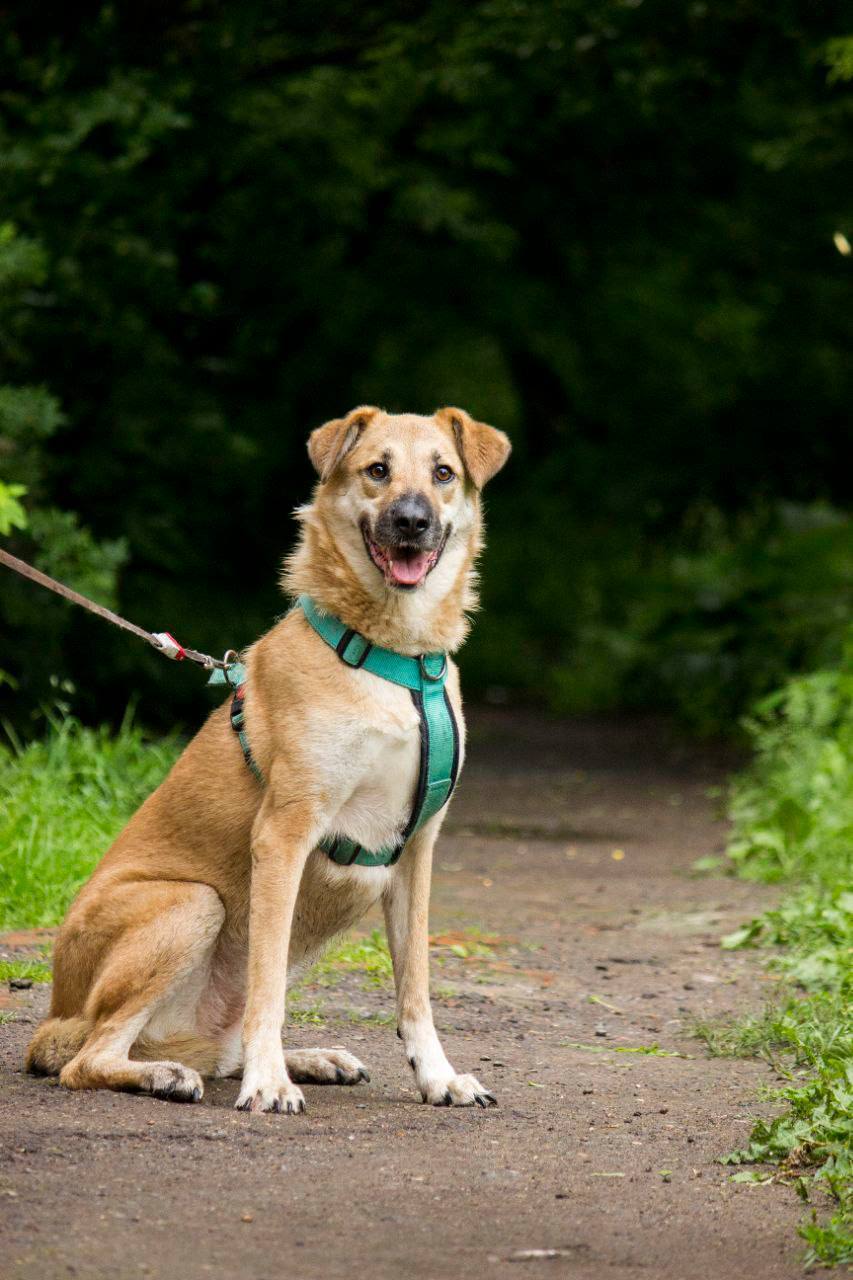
[1,711,806,1279]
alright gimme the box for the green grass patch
[715,658,853,1267]
[287,1003,326,1026]
[0,958,52,984]
[0,712,181,930]
[313,929,394,988]
[342,1009,395,1026]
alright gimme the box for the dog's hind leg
[57,880,225,1101]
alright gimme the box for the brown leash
[0,546,232,671]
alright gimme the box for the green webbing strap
[298,596,458,867]
[297,594,448,689]
[209,599,459,868]
[209,660,264,784]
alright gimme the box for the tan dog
[26,406,510,1114]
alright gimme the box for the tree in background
[0,2,850,730]
[0,221,126,705]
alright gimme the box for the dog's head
[305,406,511,594]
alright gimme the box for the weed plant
[710,655,853,1266]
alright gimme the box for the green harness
[210,594,460,868]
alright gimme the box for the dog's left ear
[436,407,511,489]
[307,406,380,482]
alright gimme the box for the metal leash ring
[419,653,448,682]
[221,649,242,687]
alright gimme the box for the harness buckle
[419,653,447,682]
[336,630,372,669]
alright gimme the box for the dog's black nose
[389,492,433,539]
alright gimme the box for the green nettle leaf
[0,481,28,535]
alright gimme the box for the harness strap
[298,594,448,688]
[230,684,264,785]
[211,598,459,868]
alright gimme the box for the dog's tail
[26,1016,90,1075]
[27,1018,222,1077]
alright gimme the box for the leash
[1,547,459,868]
[0,546,234,671]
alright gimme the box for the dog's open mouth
[361,523,449,590]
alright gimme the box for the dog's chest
[320,680,422,850]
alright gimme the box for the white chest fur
[310,673,424,854]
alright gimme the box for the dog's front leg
[236,793,319,1114]
[383,820,497,1108]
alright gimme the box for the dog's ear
[437,407,511,489]
[307,406,380,482]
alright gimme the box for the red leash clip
[152,631,186,661]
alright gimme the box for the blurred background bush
[1,2,851,733]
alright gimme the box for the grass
[313,929,394,988]
[708,658,853,1267]
[0,958,52,984]
[0,712,181,930]
[287,999,326,1026]
[311,925,510,989]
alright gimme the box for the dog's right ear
[307,406,380,482]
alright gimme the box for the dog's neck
[282,503,480,655]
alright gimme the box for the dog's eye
[434,463,455,484]
[366,462,389,482]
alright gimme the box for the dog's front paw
[285,1046,370,1085]
[142,1062,205,1103]
[235,1073,306,1115]
[421,1073,497,1108]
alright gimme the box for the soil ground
[0,710,810,1279]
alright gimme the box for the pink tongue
[390,551,429,585]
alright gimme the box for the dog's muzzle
[362,492,447,590]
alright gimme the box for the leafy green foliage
[0,713,180,930]
[0,3,850,731]
[26,509,128,610]
[0,482,27,536]
[717,658,853,1265]
[728,659,853,884]
[476,500,853,731]
[826,36,853,83]
[0,221,128,714]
